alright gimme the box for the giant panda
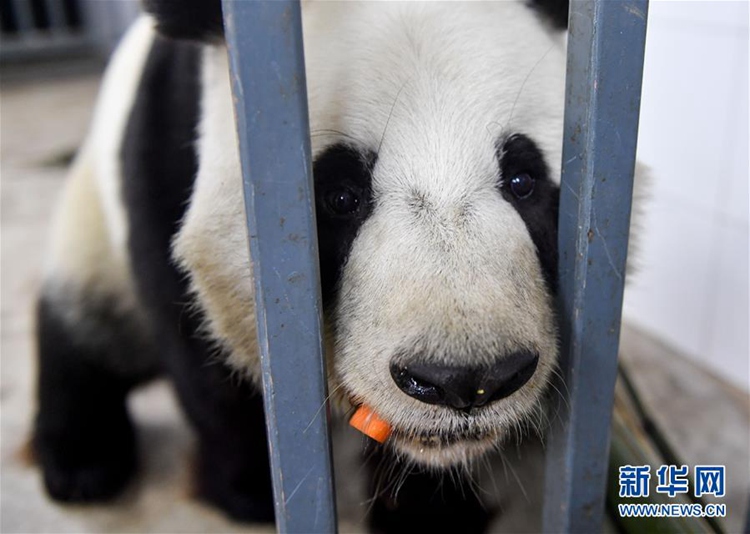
[33,0,591,531]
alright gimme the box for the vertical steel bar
[543,1,648,532]
[42,0,67,34]
[221,1,337,533]
[9,0,35,33]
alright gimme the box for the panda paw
[35,416,137,503]
[196,459,275,523]
[41,455,135,503]
[199,487,275,524]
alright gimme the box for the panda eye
[509,173,535,199]
[325,189,361,216]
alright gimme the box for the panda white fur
[32,0,629,531]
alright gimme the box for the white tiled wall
[623,1,749,391]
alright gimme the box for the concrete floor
[1,63,748,533]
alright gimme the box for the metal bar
[42,0,68,34]
[543,1,649,532]
[221,1,337,533]
[9,0,35,33]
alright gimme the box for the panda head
[164,0,568,468]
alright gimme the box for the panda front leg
[366,447,494,534]
[33,291,158,502]
[33,149,162,502]
[158,335,275,523]
[192,394,275,524]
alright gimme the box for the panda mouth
[392,430,497,449]
[343,390,507,465]
[387,424,501,466]
[345,397,500,450]
[391,426,498,448]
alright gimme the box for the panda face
[306,2,565,466]
[174,1,566,468]
[318,136,560,466]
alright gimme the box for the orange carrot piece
[349,405,391,443]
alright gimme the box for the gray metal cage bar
[42,0,68,35]
[544,1,649,532]
[0,0,140,61]
[8,0,35,33]
[222,1,337,532]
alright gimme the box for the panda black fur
[33,1,589,531]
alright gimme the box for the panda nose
[389,351,539,411]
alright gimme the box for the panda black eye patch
[313,143,377,306]
[497,133,560,293]
[497,133,549,195]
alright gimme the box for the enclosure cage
[0,0,137,61]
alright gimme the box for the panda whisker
[391,460,416,501]
[549,365,571,398]
[533,400,550,439]
[545,366,571,424]
[374,453,397,497]
[377,78,410,154]
[481,453,501,500]
[303,383,345,433]
[462,464,476,499]
[502,450,529,502]
[511,419,522,447]
[503,44,554,131]
[362,455,388,515]
[363,451,390,508]
[382,460,407,502]
[395,456,415,493]
[464,462,489,504]
[454,465,470,502]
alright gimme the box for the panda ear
[528,0,569,30]
[142,0,224,41]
